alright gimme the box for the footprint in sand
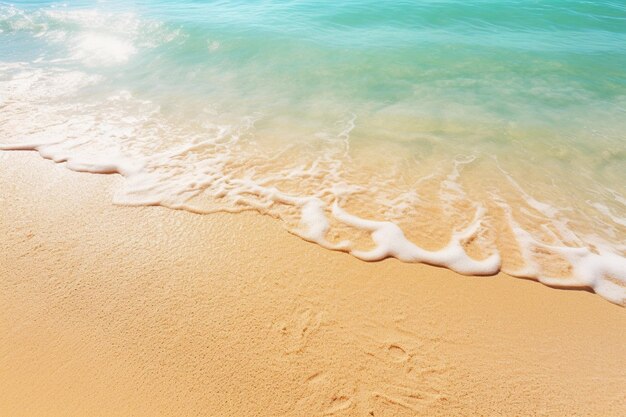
[276,308,325,354]
[322,395,353,416]
[387,343,409,363]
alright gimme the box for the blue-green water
[1,1,625,302]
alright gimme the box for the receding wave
[1,2,625,304]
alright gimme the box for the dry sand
[1,151,625,417]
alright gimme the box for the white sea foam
[495,194,626,304]
[71,33,137,66]
[331,202,501,274]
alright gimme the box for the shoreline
[1,151,625,416]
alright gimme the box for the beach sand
[1,151,625,417]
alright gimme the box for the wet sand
[1,151,625,417]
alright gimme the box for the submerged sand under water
[1,152,625,417]
[1,61,624,303]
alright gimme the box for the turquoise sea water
[1,1,625,302]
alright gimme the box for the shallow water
[1,0,625,303]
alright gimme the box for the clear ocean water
[1,1,625,303]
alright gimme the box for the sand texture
[1,152,625,417]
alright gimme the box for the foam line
[331,203,501,275]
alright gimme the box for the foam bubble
[71,33,137,66]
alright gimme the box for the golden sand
[1,152,625,416]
